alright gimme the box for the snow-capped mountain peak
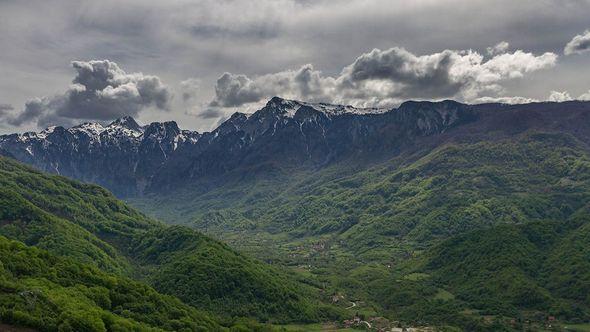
[0,97,480,196]
[70,122,106,137]
[109,116,143,131]
[262,96,391,118]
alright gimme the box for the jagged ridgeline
[0,97,475,197]
[0,156,342,331]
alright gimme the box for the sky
[1,0,590,134]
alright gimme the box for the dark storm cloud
[210,46,557,108]
[12,99,46,125]
[0,60,171,127]
[197,107,225,119]
[209,64,335,107]
[564,30,590,55]
[63,60,170,119]
[341,48,464,98]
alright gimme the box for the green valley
[3,100,590,331]
[0,156,343,331]
[131,131,590,330]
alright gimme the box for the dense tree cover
[132,132,590,329]
[366,216,590,330]
[0,168,134,274]
[0,235,221,331]
[131,226,343,322]
[0,157,338,326]
[425,218,590,319]
[134,132,590,254]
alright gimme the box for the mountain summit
[0,116,199,196]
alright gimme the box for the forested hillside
[3,99,590,330]
[0,157,340,331]
[0,235,222,331]
[132,130,590,330]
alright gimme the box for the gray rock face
[0,116,200,196]
[0,98,474,196]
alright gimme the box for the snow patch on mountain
[263,97,391,118]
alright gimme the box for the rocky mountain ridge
[7,97,575,197]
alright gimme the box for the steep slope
[0,117,199,197]
[0,156,337,323]
[0,97,475,197]
[149,98,474,192]
[0,235,221,332]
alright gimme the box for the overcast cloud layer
[1,0,590,133]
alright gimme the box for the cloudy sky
[1,0,590,134]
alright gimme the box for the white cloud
[548,90,573,102]
[564,30,590,55]
[472,96,538,104]
[180,78,202,102]
[211,46,557,108]
[475,89,590,104]
[579,90,590,101]
[487,41,510,56]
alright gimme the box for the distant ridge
[1,98,590,196]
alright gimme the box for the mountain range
[3,97,590,200]
[0,97,476,197]
[2,97,590,330]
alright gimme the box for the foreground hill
[135,130,590,259]
[0,156,338,327]
[0,235,222,331]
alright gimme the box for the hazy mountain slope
[0,235,222,332]
[4,99,590,203]
[130,131,590,329]
[0,156,336,323]
[133,131,590,259]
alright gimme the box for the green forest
[2,131,590,331]
[0,157,343,331]
[132,132,590,330]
